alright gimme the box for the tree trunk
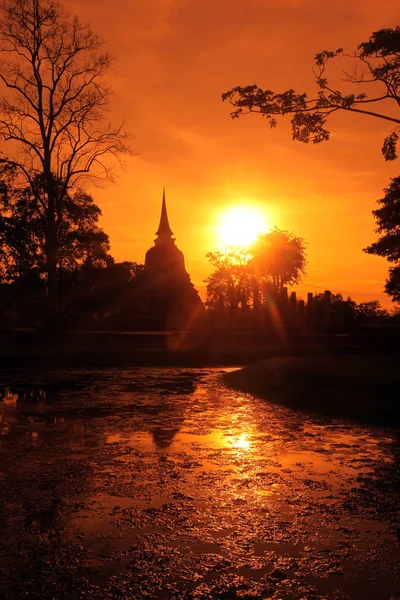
[45,195,59,325]
[253,282,260,311]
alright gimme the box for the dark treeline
[206,288,400,333]
[1,171,399,332]
[2,262,399,332]
[204,240,400,333]
[1,165,399,333]
[1,202,399,332]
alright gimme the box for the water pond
[0,368,399,599]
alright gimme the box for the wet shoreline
[224,354,400,427]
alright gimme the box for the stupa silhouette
[144,190,202,328]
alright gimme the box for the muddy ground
[0,368,399,599]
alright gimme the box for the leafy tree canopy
[251,227,307,291]
[364,176,400,262]
[205,248,254,311]
[385,266,400,303]
[0,168,113,283]
[222,27,400,160]
[205,228,307,311]
[364,177,400,302]
[355,300,389,320]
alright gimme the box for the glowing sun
[217,205,268,247]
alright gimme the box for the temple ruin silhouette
[143,190,202,328]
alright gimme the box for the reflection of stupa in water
[144,190,202,327]
[151,427,181,449]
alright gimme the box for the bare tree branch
[223,26,400,160]
[0,0,132,314]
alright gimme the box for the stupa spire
[156,188,174,238]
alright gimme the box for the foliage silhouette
[223,27,400,160]
[205,228,306,313]
[312,292,356,327]
[205,248,254,312]
[364,176,400,302]
[0,168,112,284]
[0,0,131,317]
[61,261,146,328]
[355,300,389,322]
[251,227,307,292]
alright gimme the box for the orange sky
[69,0,399,306]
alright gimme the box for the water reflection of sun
[229,432,251,451]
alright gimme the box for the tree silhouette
[223,27,400,160]
[61,261,146,327]
[313,292,356,328]
[251,227,307,292]
[385,267,400,303]
[355,300,389,322]
[0,168,112,285]
[205,230,306,313]
[364,177,400,302]
[0,0,130,318]
[205,248,254,313]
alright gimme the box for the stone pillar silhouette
[307,292,314,327]
[279,287,289,324]
[323,290,332,327]
[280,287,288,302]
[298,299,305,325]
[290,291,297,325]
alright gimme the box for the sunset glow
[80,0,398,307]
[217,205,268,247]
